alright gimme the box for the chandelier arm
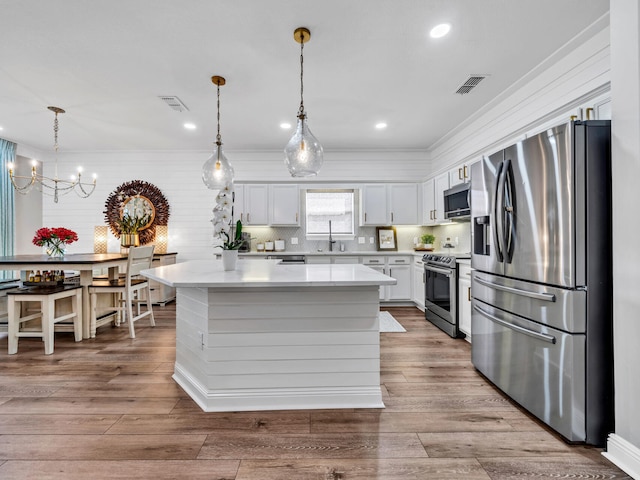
[8,173,36,192]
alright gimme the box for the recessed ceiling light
[280,122,292,129]
[375,122,387,130]
[430,23,451,38]
[0,126,4,131]
[183,123,196,130]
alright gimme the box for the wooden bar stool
[7,285,83,355]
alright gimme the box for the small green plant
[421,233,436,245]
[221,220,245,250]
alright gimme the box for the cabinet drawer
[388,256,410,265]
[362,257,385,265]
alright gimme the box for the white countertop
[142,259,397,288]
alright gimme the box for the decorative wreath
[104,180,170,245]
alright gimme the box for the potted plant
[220,220,244,271]
[420,233,436,250]
[117,212,151,247]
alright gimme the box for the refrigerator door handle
[503,158,516,263]
[474,276,556,302]
[473,304,557,344]
[494,161,505,262]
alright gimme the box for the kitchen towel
[379,311,406,332]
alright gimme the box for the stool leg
[126,289,136,339]
[145,284,155,327]
[7,297,19,355]
[90,290,98,338]
[43,298,55,355]
[73,290,82,342]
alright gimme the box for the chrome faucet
[329,220,336,252]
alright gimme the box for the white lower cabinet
[458,262,472,341]
[363,256,411,302]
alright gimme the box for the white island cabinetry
[142,260,395,412]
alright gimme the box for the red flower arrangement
[32,227,78,257]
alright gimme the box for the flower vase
[46,242,66,258]
[120,234,140,248]
[221,249,238,271]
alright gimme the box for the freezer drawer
[471,298,586,442]
[472,271,586,333]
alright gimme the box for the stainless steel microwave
[444,182,470,220]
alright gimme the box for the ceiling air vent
[455,75,487,95]
[158,96,190,112]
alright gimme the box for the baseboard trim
[173,363,385,412]
[603,434,640,479]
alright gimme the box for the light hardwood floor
[0,305,630,479]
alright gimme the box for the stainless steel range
[423,254,464,339]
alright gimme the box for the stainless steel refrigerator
[470,120,613,446]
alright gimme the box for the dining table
[0,253,129,339]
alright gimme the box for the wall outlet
[290,237,298,245]
[358,237,365,244]
[369,237,374,244]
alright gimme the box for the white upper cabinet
[361,184,418,226]
[449,163,471,187]
[234,184,268,225]
[389,184,419,225]
[361,184,389,225]
[422,173,450,225]
[269,184,300,226]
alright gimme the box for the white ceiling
[0,0,609,155]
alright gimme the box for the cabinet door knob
[463,165,468,179]
[468,286,471,302]
[459,167,463,180]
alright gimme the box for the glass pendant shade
[284,115,324,177]
[202,144,234,190]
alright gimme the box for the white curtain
[0,138,16,279]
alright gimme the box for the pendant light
[202,75,234,190]
[284,27,323,177]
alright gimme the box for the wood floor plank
[49,382,187,398]
[198,432,428,460]
[310,411,515,433]
[381,394,520,413]
[418,431,575,457]
[0,460,239,480]
[0,397,179,415]
[235,458,492,480]
[478,455,633,479]
[0,414,120,434]
[106,412,311,435]
[0,435,207,460]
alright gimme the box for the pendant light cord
[216,83,222,146]
[298,31,305,117]
[53,110,60,179]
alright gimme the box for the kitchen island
[142,259,396,412]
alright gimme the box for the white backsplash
[239,222,470,254]
[429,222,471,254]
[242,225,434,253]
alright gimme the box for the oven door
[424,264,455,322]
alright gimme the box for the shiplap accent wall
[38,150,428,261]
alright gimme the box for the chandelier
[284,27,323,177]
[202,75,234,190]
[8,106,97,203]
